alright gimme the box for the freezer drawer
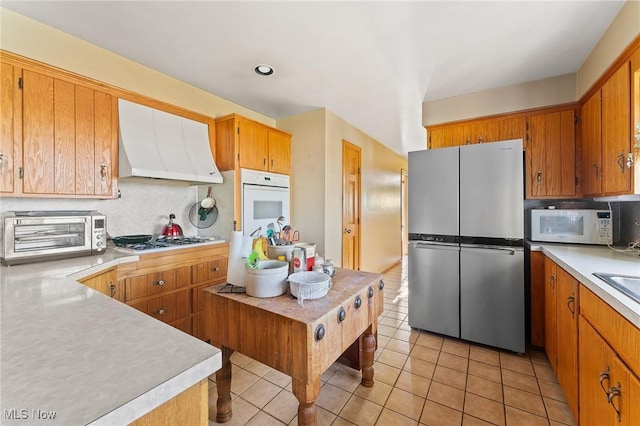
[408,242,460,338]
[460,245,525,353]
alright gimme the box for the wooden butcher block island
[203,268,384,426]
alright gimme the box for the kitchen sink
[593,272,640,303]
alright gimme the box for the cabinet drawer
[191,259,227,284]
[340,290,372,349]
[129,289,190,324]
[580,285,640,376]
[125,266,190,302]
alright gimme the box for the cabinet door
[527,110,576,198]
[582,91,602,195]
[238,119,268,171]
[22,70,55,194]
[22,70,116,196]
[544,256,557,370]
[556,268,578,421]
[268,130,291,174]
[0,62,18,193]
[427,127,444,149]
[498,116,525,144]
[601,63,631,194]
[529,251,545,347]
[579,316,615,426]
[79,267,121,300]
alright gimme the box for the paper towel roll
[227,231,253,287]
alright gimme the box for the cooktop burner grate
[115,237,208,250]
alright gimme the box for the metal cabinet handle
[0,152,4,174]
[617,152,626,172]
[344,228,352,234]
[100,163,107,180]
[368,286,374,298]
[593,161,600,178]
[465,138,471,145]
[478,136,484,144]
[599,366,610,396]
[153,279,165,286]
[211,267,221,272]
[263,158,267,166]
[314,324,325,341]
[608,383,622,422]
[536,171,542,185]
[271,159,274,168]
[156,308,166,315]
[549,275,555,290]
[337,307,346,323]
[566,294,575,318]
[354,296,362,309]
[379,280,384,290]
[109,282,116,298]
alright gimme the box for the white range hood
[118,99,222,184]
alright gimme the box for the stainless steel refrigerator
[408,139,525,353]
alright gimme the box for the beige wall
[577,0,640,97]
[423,1,640,125]
[0,7,275,126]
[423,74,576,126]
[278,109,408,274]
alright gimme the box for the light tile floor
[208,258,576,426]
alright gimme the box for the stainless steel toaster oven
[2,211,107,265]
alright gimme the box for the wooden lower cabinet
[579,316,640,426]
[544,256,558,371]
[543,256,579,419]
[529,251,546,347]
[79,267,123,301]
[555,268,579,421]
[118,243,229,340]
[129,379,208,426]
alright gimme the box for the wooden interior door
[342,140,361,270]
[401,169,408,257]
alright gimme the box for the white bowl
[288,271,332,304]
[245,260,289,298]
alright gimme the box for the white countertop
[1,249,222,425]
[531,243,640,327]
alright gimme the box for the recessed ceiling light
[254,64,274,76]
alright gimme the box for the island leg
[361,326,376,387]
[215,346,235,423]
[292,377,321,426]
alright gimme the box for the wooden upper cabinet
[215,113,291,175]
[601,63,631,194]
[526,109,576,199]
[582,91,603,196]
[22,70,117,197]
[2,53,118,199]
[268,129,291,174]
[0,62,19,194]
[238,118,268,171]
[427,115,525,149]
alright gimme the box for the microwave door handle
[14,232,84,241]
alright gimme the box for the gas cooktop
[113,237,224,254]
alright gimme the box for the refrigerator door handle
[410,242,459,251]
[460,245,523,255]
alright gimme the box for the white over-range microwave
[531,209,612,245]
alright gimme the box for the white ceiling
[2,1,625,157]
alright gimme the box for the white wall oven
[241,169,290,237]
[531,209,612,245]
[2,211,107,265]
